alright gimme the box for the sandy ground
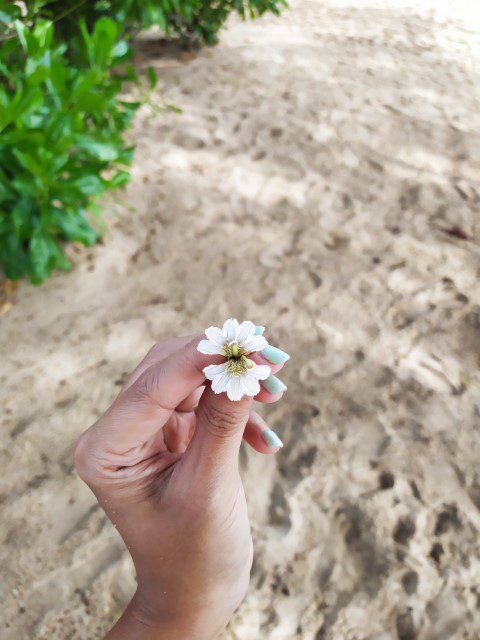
[1,0,480,638]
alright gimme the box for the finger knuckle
[132,367,163,403]
[199,402,245,437]
[73,432,92,482]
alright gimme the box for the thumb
[183,385,252,481]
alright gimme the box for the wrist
[106,593,223,640]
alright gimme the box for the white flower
[198,318,271,401]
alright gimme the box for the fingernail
[261,374,287,395]
[261,428,283,448]
[261,345,291,364]
[254,325,265,335]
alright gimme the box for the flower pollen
[226,355,250,376]
[223,342,245,359]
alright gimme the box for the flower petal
[241,373,261,397]
[222,318,239,343]
[226,376,243,401]
[235,320,256,345]
[197,339,224,355]
[203,363,227,380]
[249,364,271,380]
[204,326,225,347]
[211,371,231,394]
[243,335,268,353]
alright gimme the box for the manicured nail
[261,374,287,395]
[254,325,265,335]
[261,344,290,364]
[261,428,283,448]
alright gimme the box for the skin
[74,334,286,639]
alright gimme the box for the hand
[74,334,287,639]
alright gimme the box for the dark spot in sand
[434,504,461,535]
[409,480,422,502]
[429,542,444,564]
[55,394,79,409]
[378,470,395,490]
[355,349,365,361]
[253,150,267,161]
[11,416,33,439]
[393,516,416,545]
[336,504,389,594]
[27,474,50,489]
[401,571,418,595]
[308,269,323,288]
[440,226,469,241]
[114,372,129,386]
[396,608,416,640]
[399,185,420,211]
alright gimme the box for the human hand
[74,332,288,639]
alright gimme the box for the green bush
[0,0,286,283]
[0,11,136,283]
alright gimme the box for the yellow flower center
[223,342,246,359]
[223,342,255,376]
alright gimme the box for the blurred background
[1,0,480,638]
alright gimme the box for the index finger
[121,334,196,391]
[92,336,220,453]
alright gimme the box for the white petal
[235,320,256,345]
[226,376,243,401]
[204,326,225,347]
[241,373,261,397]
[197,339,224,355]
[222,318,239,342]
[249,364,271,380]
[203,363,227,380]
[243,335,268,353]
[211,371,231,394]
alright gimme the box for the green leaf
[12,199,36,239]
[29,230,55,283]
[33,20,53,50]
[106,170,130,189]
[14,19,30,53]
[52,208,98,245]
[112,40,129,59]
[69,68,103,105]
[72,174,105,195]
[11,176,42,199]
[0,234,29,280]
[12,148,44,179]
[147,66,157,90]
[17,85,44,118]
[25,51,51,84]
[91,17,120,68]
[76,139,119,161]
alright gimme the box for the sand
[1,0,480,638]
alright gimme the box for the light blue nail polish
[254,325,265,335]
[261,374,287,395]
[261,344,290,364]
[261,428,283,448]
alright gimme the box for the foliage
[23,1,287,46]
[0,0,286,283]
[0,10,135,283]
